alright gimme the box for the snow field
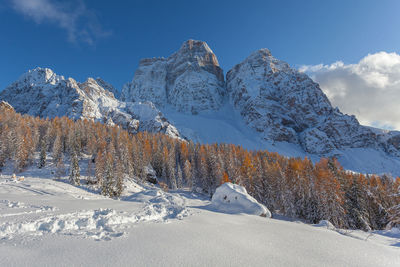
[0,162,399,266]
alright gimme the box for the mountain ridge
[0,67,180,139]
[2,40,400,176]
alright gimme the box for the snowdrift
[211,182,271,217]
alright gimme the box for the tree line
[0,105,399,230]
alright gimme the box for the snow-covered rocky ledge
[211,182,271,217]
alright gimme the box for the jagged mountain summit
[121,39,225,114]
[0,67,180,138]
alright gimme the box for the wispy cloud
[10,0,110,45]
[300,52,400,130]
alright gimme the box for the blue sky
[1,0,400,128]
[0,0,399,89]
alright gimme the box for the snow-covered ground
[0,165,399,266]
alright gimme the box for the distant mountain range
[2,40,400,176]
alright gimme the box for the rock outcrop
[0,101,14,111]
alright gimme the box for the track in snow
[0,174,191,242]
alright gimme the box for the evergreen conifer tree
[55,155,65,179]
[69,151,80,185]
[102,154,114,197]
[115,158,124,197]
[52,132,62,164]
[38,139,47,168]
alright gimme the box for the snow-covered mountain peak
[19,67,65,86]
[122,39,225,114]
[181,39,215,53]
[83,77,98,85]
[243,48,294,74]
[174,39,221,68]
[248,48,273,60]
[225,49,400,158]
[0,68,181,138]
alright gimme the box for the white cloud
[11,0,110,44]
[300,52,400,130]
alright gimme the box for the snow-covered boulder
[315,220,336,230]
[143,165,157,184]
[211,183,271,217]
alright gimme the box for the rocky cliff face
[121,40,225,114]
[121,58,168,107]
[226,49,400,155]
[95,78,120,99]
[0,68,180,138]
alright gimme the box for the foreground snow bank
[0,175,190,241]
[0,192,189,241]
[211,182,271,217]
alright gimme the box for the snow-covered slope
[0,68,180,138]
[121,40,225,114]
[0,165,399,266]
[162,105,400,176]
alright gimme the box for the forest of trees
[0,105,399,231]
